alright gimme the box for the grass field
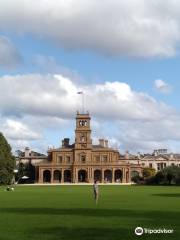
[0,185,180,240]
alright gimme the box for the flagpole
[82,92,84,114]
[77,91,85,113]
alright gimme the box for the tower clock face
[79,120,87,126]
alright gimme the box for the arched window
[43,170,51,183]
[78,170,87,182]
[94,170,102,182]
[64,170,71,182]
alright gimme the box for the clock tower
[75,111,92,149]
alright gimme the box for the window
[157,163,160,171]
[95,155,100,162]
[157,163,161,170]
[57,156,62,163]
[149,163,152,168]
[102,155,108,162]
[66,156,71,163]
[81,155,86,163]
[157,162,166,170]
[80,133,86,142]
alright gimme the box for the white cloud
[1,119,41,141]
[0,74,174,121]
[154,79,172,93]
[115,116,180,152]
[0,36,22,68]
[0,73,179,152]
[86,81,174,121]
[0,0,180,57]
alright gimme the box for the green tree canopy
[143,167,156,179]
[0,132,15,185]
[162,166,180,185]
[145,166,180,185]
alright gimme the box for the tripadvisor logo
[135,227,174,235]
[135,227,143,236]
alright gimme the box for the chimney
[99,139,104,147]
[125,151,129,160]
[170,153,174,160]
[64,138,70,147]
[154,150,158,156]
[25,147,30,157]
[104,140,108,148]
[137,152,141,159]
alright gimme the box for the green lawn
[0,185,180,240]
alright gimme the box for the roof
[138,153,180,161]
[34,159,50,165]
[17,156,47,160]
[15,149,46,158]
[47,144,119,153]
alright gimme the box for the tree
[0,132,15,185]
[131,175,143,184]
[154,171,164,184]
[162,166,180,185]
[16,162,35,183]
[143,167,156,179]
[15,162,25,182]
[146,166,180,185]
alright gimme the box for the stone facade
[36,112,141,183]
[15,147,47,166]
[127,149,180,171]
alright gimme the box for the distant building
[127,149,180,171]
[15,114,180,184]
[35,112,142,183]
[15,147,47,166]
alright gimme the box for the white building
[125,149,180,171]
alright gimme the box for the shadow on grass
[31,226,132,240]
[27,226,178,240]
[152,193,180,198]
[0,208,179,240]
[0,207,179,222]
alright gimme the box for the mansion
[36,112,141,183]
[16,112,180,184]
[127,149,180,171]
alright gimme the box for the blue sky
[1,0,180,154]
[2,33,180,105]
